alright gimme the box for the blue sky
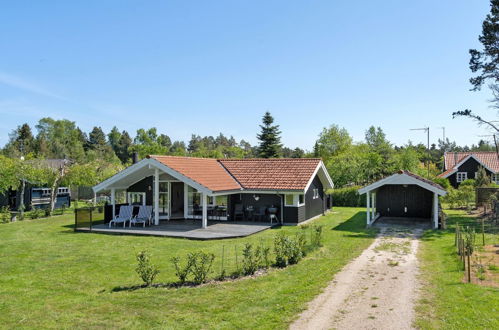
[0,1,494,150]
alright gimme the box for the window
[298,194,304,205]
[128,192,146,205]
[215,195,227,206]
[456,172,468,183]
[187,186,201,217]
[313,188,319,199]
[285,194,294,206]
[493,174,499,184]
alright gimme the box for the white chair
[109,205,133,228]
[130,205,153,227]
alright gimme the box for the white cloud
[0,72,68,101]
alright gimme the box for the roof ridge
[217,160,244,189]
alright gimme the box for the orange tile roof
[219,158,321,190]
[444,152,499,172]
[437,168,456,178]
[148,155,242,192]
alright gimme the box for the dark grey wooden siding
[127,176,153,205]
[305,175,325,220]
[376,184,432,218]
[447,157,493,188]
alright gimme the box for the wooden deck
[78,220,276,240]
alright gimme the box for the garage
[358,170,447,228]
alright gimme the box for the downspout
[279,193,283,224]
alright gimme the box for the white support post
[366,191,371,226]
[111,188,116,219]
[154,168,159,225]
[371,192,375,221]
[183,183,189,219]
[202,193,208,229]
[433,192,439,229]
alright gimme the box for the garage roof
[358,170,447,196]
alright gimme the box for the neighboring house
[438,151,499,188]
[93,155,334,226]
[0,159,72,211]
[0,185,71,211]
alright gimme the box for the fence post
[467,249,471,283]
[481,218,485,246]
[221,245,225,278]
[74,208,78,232]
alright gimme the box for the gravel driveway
[291,225,424,330]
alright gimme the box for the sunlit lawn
[0,207,375,329]
[416,209,499,329]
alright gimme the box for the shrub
[311,224,324,247]
[432,177,451,190]
[1,207,10,224]
[274,232,288,267]
[261,245,271,268]
[135,251,159,286]
[44,206,51,217]
[297,231,307,256]
[190,252,215,284]
[30,208,41,219]
[286,237,303,265]
[463,226,476,255]
[242,243,260,275]
[331,186,365,207]
[171,255,194,284]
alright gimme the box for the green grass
[0,207,375,329]
[416,209,499,329]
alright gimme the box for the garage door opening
[358,171,447,229]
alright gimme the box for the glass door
[159,182,169,219]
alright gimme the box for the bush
[274,232,288,267]
[261,245,271,269]
[311,224,324,247]
[135,251,160,286]
[297,231,307,256]
[331,186,365,207]
[242,243,260,275]
[171,255,194,284]
[1,207,10,224]
[190,252,215,284]
[286,237,303,265]
[30,208,42,219]
[44,206,51,217]
[432,177,451,190]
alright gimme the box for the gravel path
[291,226,423,330]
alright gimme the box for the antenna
[410,127,430,178]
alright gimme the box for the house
[0,159,72,211]
[438,151,499,188]
[358,170,447,229]
[92,155,334,227]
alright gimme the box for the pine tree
[256,111,282,158]
[116,131,132,163]
[87,127,107,150]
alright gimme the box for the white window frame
[456,172,468,183]
[298,194,305,206]
[128,192,146,205]
[313,188,319,199]
[492,173,499,184]
[284,194,294,206]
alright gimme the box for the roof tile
[444,152,499,172]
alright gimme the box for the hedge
[331,186,366,207]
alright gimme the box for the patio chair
[130,205,153,227]
[253,206,267,222]
[109,205,133,228]
[234,204,244,221]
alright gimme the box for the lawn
[0,207,375,329]
[416,209,499,329]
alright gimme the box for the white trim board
[358,172,447,196]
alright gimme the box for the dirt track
[291,226,423,330]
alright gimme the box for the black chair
[234,204,244,220]
[253,206,267,222]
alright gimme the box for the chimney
[132,152,139,164]
[454,152,458,167]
